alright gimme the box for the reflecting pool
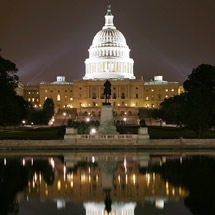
[0,150,215,215]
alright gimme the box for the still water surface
[0,150,215,215]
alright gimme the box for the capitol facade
[23,3,183,125]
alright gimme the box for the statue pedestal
[137,127,150,144]
[98,104,118,134]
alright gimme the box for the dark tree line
[28,98,55,125]
[152,64,215,137]
[0,55,28,126]
[0,54,54,126]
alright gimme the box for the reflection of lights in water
[22,158,26,166]
[146,173,150,185]
[39,173,42,184]
[155,199,165,209]
[31,158,34,165]
[57,199,66,209]
[180,156,183,164]
[132,174,136,185]
[50,157,55,169]
[4,158,6,166]
[57,180,61,191]
[81,174,86,183]
[92,156,95,163]
[64,165,66,181]
[153,172,156,181]
[123,158,127,173]
[84,202,137,214]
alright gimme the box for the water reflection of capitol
[24,152,188,214]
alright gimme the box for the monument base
[98,104,118,134]
[64,105,150,145]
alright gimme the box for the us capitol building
[23,3,183,125]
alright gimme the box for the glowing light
[50,157,55,169]
[64,165,66,181]
[86,117,90,122]
[22,158,26,166]
[155,200,164,209]
[81,174,86,183]
[90,128,96,134]
[118,175,121,183]
[57,180,61,191]
[132,174,136,184]
[123,158,127,173]
[92,156,95,163]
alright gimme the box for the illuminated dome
[83,4,135,80]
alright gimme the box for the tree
[157,93,188,126]
[183,64,215,137]
[27,98,55,125]
[0,55,28,126]
[42,98,55,124]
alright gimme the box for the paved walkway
[0,139,214,152]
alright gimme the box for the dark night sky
[1,0,215,84]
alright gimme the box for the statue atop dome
[107,0,112,15]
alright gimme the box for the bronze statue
[104,80,111,104]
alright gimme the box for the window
[57,95,61,101]
[121,93,125,99]
[136,94,138,98]
[92,93,96,99]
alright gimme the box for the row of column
[86,62,133,74]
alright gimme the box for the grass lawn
[0,126,65,140]
[0,125,214,140]
[117,125,215,139]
